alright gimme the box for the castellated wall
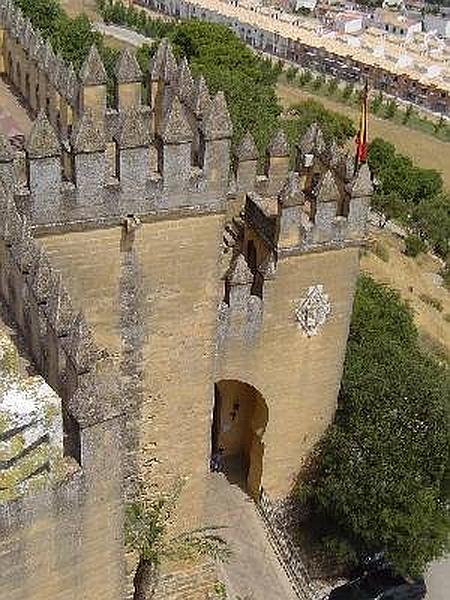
[40,213,226,524]
[0,0,373,597]
[0,190,127,598]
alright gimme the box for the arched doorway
[211,380,268,499]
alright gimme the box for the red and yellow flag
[355,80,369,169]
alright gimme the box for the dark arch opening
[211,379,268,499]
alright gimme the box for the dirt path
[278,83,450,189]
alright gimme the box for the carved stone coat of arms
[295,284,331,337]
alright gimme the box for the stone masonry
[0,0,373,597]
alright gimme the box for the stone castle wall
[0,179,127,598]
[0,0,373,597]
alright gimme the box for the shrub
[312,74,325,90]
[403,104,414,124]
[327,77,338,95]
[372,240,390,262]
[404,234,427,257]
[443,263,450,290]
[419,293,443,312]
[342,83,354,100]
[285,65,298,83]
[300,275,450,577]
[371,92,383,114]
[298,69,312,86]
[385,99,398,119]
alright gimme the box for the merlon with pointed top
[0,133,14,162]
[71,110,106,154]
[177,57,195,105]
[161,96,193,144]
[352,164,373,197]
[236,132,258,161]
[118,109,150,149]
[26,111,60,159]
[115,48,142,83]
[317,170,340,203]
[151,38,177,83]
[31,250,53,304]
[48,274,75,337]
[268,129,289,157]
[80,45,107,86]
[228,254,254,286]
[69,312,97,373]
[194,75,212,119]
[202,92,233,140]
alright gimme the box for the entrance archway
[211,380,268,499]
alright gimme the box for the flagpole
[354,78,369,177]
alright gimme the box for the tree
[126,482,230,599]
[403,103,414,125]
[370,91,383,114]
[385,99,398,119]
[170,21,281,153]
[368,137,443,229]
[298,275,450,577]
[285,99,356,146]
[413,193,450,259]
[342,83,354,101]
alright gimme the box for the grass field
[61,0,98,19]
[361,230,450,360]
[278,83,450,189]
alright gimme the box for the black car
[328,569,426,600]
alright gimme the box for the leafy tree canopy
[284,99,356,147]
[301,275,450,577]
[170,20,281,152]
[368,137,448,258]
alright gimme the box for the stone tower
[0,2,372,598]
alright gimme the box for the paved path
[205,473,298,600]
[93,22,152,47]
[426,557,450,600]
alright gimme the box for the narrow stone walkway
[205,473,298,600]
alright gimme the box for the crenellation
[0,5,374,597]
[264,129,290,198]
[235,131,258,193]
[115,48,143,111]
[79,44,107,118]
[176,56,195,108]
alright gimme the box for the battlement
[0,175,124,441]
[0,0,372,236]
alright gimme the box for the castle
[0,0,372,597]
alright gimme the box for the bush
[443,263,450,290]
[285,65,298,83]
[404,234,427,257]
[419,293,443,312]
[403,104,414,124]
[327,78,338,95]
[298,69,312,86]
[372,240,390,262]
[299,275,450,577]
[385,99,398,119]
[342,83,354,100]
[312,74,325,90]
[284,99,356,147]
[370,92,383,114]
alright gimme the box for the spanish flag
[355,79,369,173]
